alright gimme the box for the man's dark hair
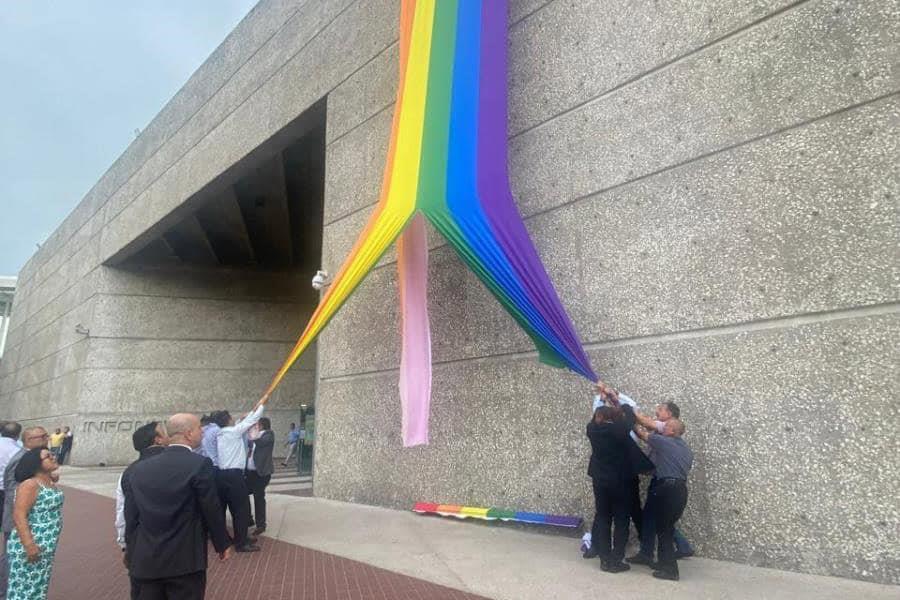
[259,418,271,431]
[14,448,45,483]
[200,414,210,426]
[1,421,22,440]
[665,402,681,419]
[213,411,231,428]
[132,422,159,452]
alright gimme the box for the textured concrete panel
[319,97,900,377]
[507,0,794,133]
[7,339,89,395]
[509,0,551,24]
[326,43,398,144]
[90,294,307,342]
[85,338,315,373]
[509,0,900,218]
[324,106,392,224]
[5,370,83,424]
[315,312,900,584]
[15,296,96,369]
[532,96,900,342]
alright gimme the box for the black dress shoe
[235,543,261,553]
[652,569,679,581]
[626,553,654,566]
[603,561,631,573]
[252,527,266,536]
[582,548,602,559]
[674,550,694,560]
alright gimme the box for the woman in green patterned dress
[7,447,64,600]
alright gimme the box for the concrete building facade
[0,0,897,584]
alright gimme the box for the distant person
[282,423,300,467]
[115,421,169,600]
[124,414,232,599]
[584,404,635,573]
[57,427,73,465]
[6,447,64,600]
[0,423,23,527]
[48,430,64,461]
[216,398,267,553]
[633,419,694,581]
[245,418,274,536]
[0,427,51,600]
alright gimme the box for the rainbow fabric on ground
[413,502,583,528]
[266,0,596,402]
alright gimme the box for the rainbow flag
[413,502,583,528]
[266,0,595,401]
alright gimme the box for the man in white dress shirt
[216,395,268,553]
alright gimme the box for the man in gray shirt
[0,426,51,599]
[634,419,693,581]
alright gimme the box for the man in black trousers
[245,418,274,536]
[634,418,694,581]
[124,413,232,599]
[583,404,635,573]
[215,399,267,553]
[115,420,169,600]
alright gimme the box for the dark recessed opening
[114,99,327,277]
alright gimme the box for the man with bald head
[632,417,694,581]
[124,414,232,599]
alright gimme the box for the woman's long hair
[14,448,45,483]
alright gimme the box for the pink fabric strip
[396,214,432,447]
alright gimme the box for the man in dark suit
[124,414,233,599]
[245,417,274,536]
[584,404,636,573]
[116,422,169,599]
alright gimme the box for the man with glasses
[0,426,53,600]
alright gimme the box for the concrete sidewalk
[61,466,897,600]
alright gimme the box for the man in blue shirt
[281,423,300,467]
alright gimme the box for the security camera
[311,270,330,291]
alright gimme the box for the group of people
[584,380,694,581]
[0,421,66,600]
[46,429,72,466]
[0,380,694,598]
[114,393,274,599]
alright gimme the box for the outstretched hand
[255,392,272,409]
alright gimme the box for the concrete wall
[0,0,897,584]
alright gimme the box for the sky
[0,0,258,276]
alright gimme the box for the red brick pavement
[48,486,489,600]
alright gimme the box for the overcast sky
[0,0,258,276]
